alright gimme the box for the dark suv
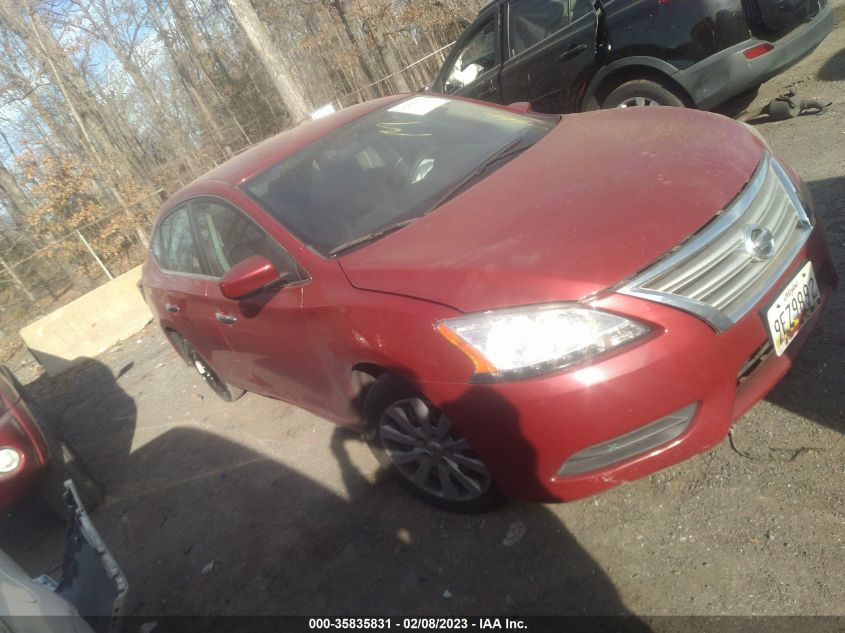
[428,0,833,112]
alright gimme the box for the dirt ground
[1,12,844,621]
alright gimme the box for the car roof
[181,94,407,191]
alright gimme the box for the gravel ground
[1,13,844,620]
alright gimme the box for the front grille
[619,154,812,332]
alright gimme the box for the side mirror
[219,255,281,300]
[507,101,533,114]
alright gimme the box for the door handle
[215,312,237,324]
[164,303,180,314]
[558,44,588,62]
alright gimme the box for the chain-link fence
[0,42,458,349]
[330,41,455,111]
[0,189,165,341]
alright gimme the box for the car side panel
[142,263,241,385]
[206,279,340,415]
[500,9,599,113]
[0,373,49,512]
[601,0,750,70]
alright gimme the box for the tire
[363,374,504,513]
[186,345,245,403]
[602,79,685,109]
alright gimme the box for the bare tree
[224,0,311,121]
[0,161,32,227]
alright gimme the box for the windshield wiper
[328,138,533,257]
[329,218,418,256]
[427,137,531,211]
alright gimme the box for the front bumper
[675,1,833,109]
[419,228,837,502]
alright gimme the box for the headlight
[0,446,22,473]
[436,303,650,382]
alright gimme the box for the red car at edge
[0,367,50,512]
[140,94,837,511]
[0,366,103,515]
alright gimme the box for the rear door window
[151,206,204,275]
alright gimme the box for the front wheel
[602,79,685,109]
[363,375,504,513]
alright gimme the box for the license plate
[765,261,821,356]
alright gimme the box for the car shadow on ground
[1,355,649,626]
[764,175,844,435]
[817,46,845,81]
[712,86,762,119]
[0,354,139,575]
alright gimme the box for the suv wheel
[603,79,685,109]
[363,374,504,512]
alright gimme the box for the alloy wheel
[617,96,662,107]
[378,398,492,502]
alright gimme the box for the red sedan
[0,366,50,512]
[141,95,837,511]
[0,367,103,515]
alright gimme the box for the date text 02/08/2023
[307,618,528,630]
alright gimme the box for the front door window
[444,19,497,93]
[192,200,303,281]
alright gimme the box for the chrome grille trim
[618,154,812,332]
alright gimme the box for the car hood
[339,107,765,314]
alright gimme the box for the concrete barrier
[20,265,153,375]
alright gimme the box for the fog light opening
[0,447,23,474]
[557,403,698,477]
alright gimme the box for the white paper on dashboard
[388,97,450,116]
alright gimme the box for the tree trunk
[324,0,381,88]
[80,0,199,162]
[144,0,232,155]
[0,162,33,227]
[223,0,311,121]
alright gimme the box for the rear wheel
[188,346,245,403]
[363,374,504,513]
[603,78,685,109]
[167,331,245,402]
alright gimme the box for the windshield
[242,97,557,256]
